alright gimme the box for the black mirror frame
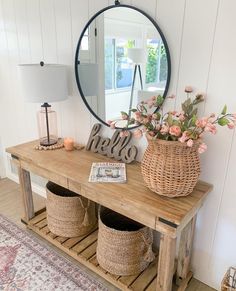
[75,4,171,129]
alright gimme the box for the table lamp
[19,62,68,146]
[127,48,145,113]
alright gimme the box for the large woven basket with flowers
[141,135,200,197]
[109,86,236,198]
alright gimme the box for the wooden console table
[6,140,212,291]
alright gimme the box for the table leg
[156,234,177,291]
[18,167,35,221]
[176,216,196,287]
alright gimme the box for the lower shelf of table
[26,209,158,291]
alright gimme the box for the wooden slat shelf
[7,140,212,290]
[27,210,158,291]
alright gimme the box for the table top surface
[6,140,213,228]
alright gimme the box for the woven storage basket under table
[96,208,155,276]
[221,267,236,291]
[46,181,97,238]
[141,135,201,197]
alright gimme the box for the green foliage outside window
[146,43,167,84]
[160,44,167,82]
[146,45,158,84]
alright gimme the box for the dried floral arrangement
[108,86,236,153]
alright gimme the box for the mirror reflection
[76,6,170,128]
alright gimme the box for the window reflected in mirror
[75,6,170,129]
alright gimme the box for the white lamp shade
[78,63,98,96]
[19,64,68,103]
[127,48,145,64]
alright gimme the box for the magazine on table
[88,162,126,183]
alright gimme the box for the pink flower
[195,93,205,101]
[155,124,161,130]
[198,143,207,154]
[110,123,116,129]
[179,113,185,121]
[133,129,143,138]
[134,112,142,122]
[107,120,113,125]
[227,122,235,129]
[185,86,193,93]
[160,124,169,135]
[171,111,177,116]
[142,127,147,133]
[151,96,156,101]
[199,133,204,138]
[147,100,155,108]
[178,131,188,143]
[169,125,181,137]
[120,130,129,137]
[196,117,208,128]
[143,118,150,125]
[148,131,155,137]
[204,123,217,134]
[152,113,158,119]
[175,111,184,118]
[187,139,193,147]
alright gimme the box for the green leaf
[218,117,229,126]
[130,109,137,112]
[153,112,161,120]
[173,120,180,126]
[190,115,197,126]
[166,113,173,125]
[187,104,193,115]
[156,95,164,106]
[120,111,128,116]
[221,105,227,115]
[191,108,198,117]
[181,98,191,113]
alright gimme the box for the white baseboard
[7,172,46,198]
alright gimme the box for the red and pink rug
[0,214,107,290]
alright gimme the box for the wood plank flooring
[0,178,215,291]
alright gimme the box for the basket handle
[140,230,155,263]
[79,197,91,226]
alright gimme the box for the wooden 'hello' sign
[86,124,138,163]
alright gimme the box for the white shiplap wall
[0,0,235,289]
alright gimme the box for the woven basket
[46,182,97,237]
[96,208,155,276]
[141,135,201,197]
[221,267,236,291]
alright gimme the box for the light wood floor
[0,178,215,291]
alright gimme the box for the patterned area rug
[0,214,107,291]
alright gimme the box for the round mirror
[75,4,171,129]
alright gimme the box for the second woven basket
[96,208,155,276]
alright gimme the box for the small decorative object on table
[109,86,236,197]
[64,137,74,151]
[86,123,137,163]
[222,267,236,291]
[35,138,64,150]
